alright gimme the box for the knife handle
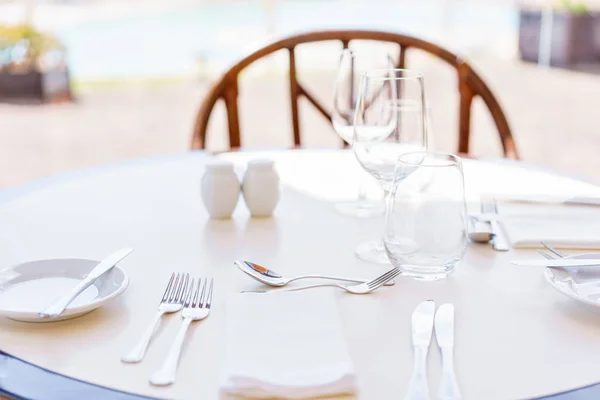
[438,347,462,400]
[405,346,430,400]
[38,277,93,318]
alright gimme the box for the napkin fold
[498,203,600,249]
[220,290,357,399]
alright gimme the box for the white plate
[0,258,128,322]
[544,253,600,313]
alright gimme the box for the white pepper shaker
[242,159,280,217]
[201,160,240,219]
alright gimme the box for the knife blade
[39,247,134,318]
[511,259,600,268]
[412,300,436,346]
[434,303,454,348]
[496,195,600,207]
[435,304,462,400]
[405,300,435,400]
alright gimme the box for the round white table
[1,150,600,400]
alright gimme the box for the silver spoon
[234,260,395,287]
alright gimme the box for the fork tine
[199,278,208,307]
[541,242,565,258]
[168,273,181,302]
[368,268,400,288]
[537,250,554,260]
[369,269,401,289]
[192,278,201,307]
[367,269,396,288]
[206,278,214,309]
[161,273,176,302]
[179,274,191,303]
[183,278,194,307]
[369,268,401,288]
[174,273,187,302]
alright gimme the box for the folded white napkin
[220,290,358,399]
[498,203,600,249]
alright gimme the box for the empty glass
[352,68,427,264]
[384,152,468,280]
[332,49,393,218]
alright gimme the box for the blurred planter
[0,69,72,103]
[0,25,73,103]
[519,8,599,67]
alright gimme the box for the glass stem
[381,185,393,247]
[357,174,368,201]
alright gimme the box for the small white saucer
[0,258,128,322]
[544,253,600,313]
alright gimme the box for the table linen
[499,203,600,249]
[220,291,357,399]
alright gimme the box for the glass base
[354,240,390,264]
[335,200,384,218]
[401,270,451,281]
[392,262,457,281]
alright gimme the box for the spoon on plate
[234,260,395,287]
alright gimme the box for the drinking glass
[332,49,392,218]
[352,68,427,264]
[384,152,468,280]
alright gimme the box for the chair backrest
[191,29,519,159]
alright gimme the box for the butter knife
[511,259,600,268]
[39,248,134,318]
[435,304,462,400]
[405,300,435,400]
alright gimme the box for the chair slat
[288,47,301,146]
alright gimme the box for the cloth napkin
[498,203,600,249]
[219,290,358,399]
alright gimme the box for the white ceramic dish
[0,258,129,322]
[544,253,600,313]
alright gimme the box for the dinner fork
[121,273,189,363]
[150,277,213,386]
[480,198,510,251]
[243,267,401,294]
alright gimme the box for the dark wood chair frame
[191,29,519,159]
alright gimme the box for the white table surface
[1,149,600,400]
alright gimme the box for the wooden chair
[191,29,519,159]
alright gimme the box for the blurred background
[1,0,600,188]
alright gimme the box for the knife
[511,259,600,268]
[405,300,435,400]
[496,195,600,207]
[39,248,134,318]
[435,304,462,400]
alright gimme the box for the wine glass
[332,49,392,217]
[352,68,427,264]
[384,152,468,280]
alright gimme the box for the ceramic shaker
[242,159,280,217]
[201,160,240,219]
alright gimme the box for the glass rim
[362,68,424,81]
[397,151,461,168]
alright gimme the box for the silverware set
[406,300,461,400]
[121,273,213,386]
[236,260,400,294]
[472,197,510,251]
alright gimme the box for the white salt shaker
[242,159,280,217]
[201,160,240,219]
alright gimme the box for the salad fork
[121,272,189,363]
[243,267,400,294]
[150,277,213,386]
